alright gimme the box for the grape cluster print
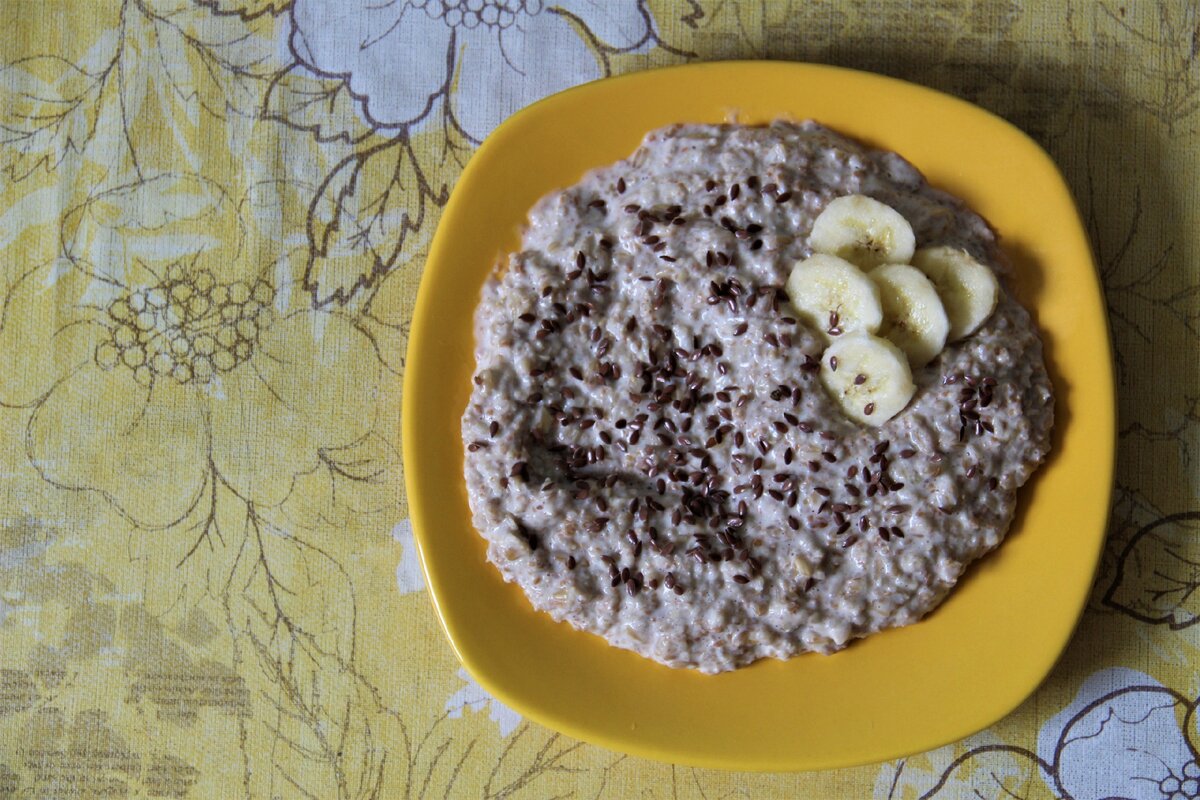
[410,0,547,31]
[97,266,276,387]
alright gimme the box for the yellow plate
[403,62,1113,771]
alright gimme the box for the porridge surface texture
[461,120,1054,673]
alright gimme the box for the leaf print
[1094,2,1200,137]
[262,64,378,146]
[315,433,402,496]
[894,745,1054,800]
[476,721,604,799]
[129,0,286,123]
[0,186,69,264]
[1104,511,1200,629]
[0,55,108,181]
[229,509,359,669]
[873,731,1056,800]
[354,303,412,376]
[1167,405,1200,503]
[237,177,318,250]
[61,173,243,282]
[222,505,389,799]
[99,0,284,180]
[355,257,418,375]
[281,431,405,528]
[1076,114,1197,516]
[336,706,619,800]
[398,709,615,800]
[1,1,286,185]
[195,0,294,22]
[1095,486,1165,612]
[304,135,444,307]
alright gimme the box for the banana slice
[785,254,883,340]
[910,246,999,341]
[808,195,916,269]
[819,332,915,426]
[870,264,951,368]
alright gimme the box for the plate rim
[403,59,1115,771]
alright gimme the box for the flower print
[445,667,522,737]
[1,174,382,528]
[1037,668,1200,800]
[875,668,1200,799]
[289,0,659,141]
[391,518,427,593]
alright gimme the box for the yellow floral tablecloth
[0,1,1196,797]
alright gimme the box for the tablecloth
[0,1,1196,797]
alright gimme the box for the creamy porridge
[461,120,1053,673]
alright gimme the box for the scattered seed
[515,521,538,550]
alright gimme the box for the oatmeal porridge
[461,120,1053,673]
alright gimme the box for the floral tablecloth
[0,1,1196,797]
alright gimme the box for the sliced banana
[819,332,915,426]
[869,264,950,368]
[785,254,883,340]
[910,246,999,341]
[808,195,916,269]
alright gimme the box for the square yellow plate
[402,62,1113,771]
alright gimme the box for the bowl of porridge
[403,62,1113,770]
